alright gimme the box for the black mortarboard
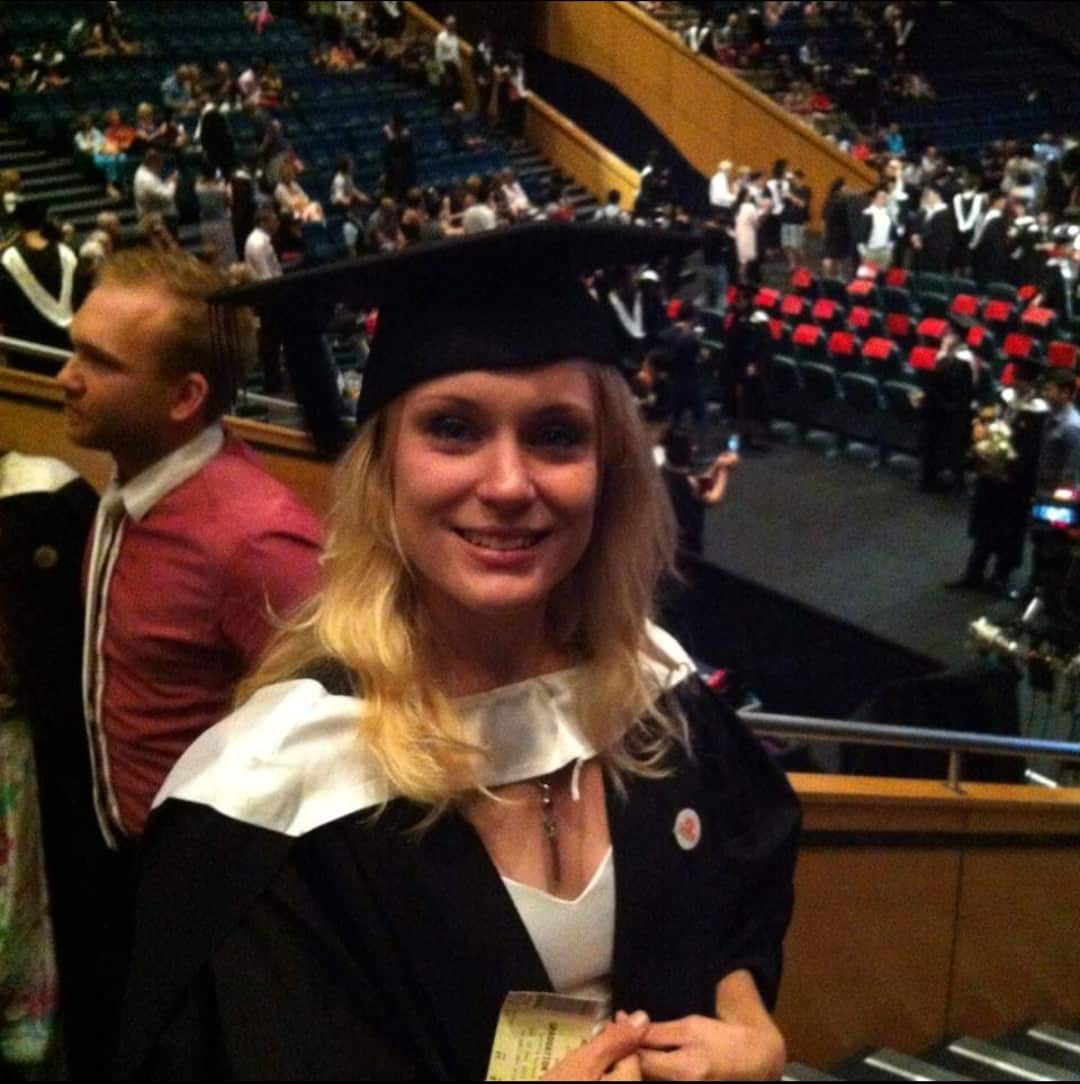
[211,223,700,431]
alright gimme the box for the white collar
[154,623,695,836]
[106,424,224,522]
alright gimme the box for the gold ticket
[485,991,609,1081]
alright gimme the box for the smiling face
[390,363,600,637]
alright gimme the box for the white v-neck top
[502,847,615,1001]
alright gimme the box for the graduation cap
[211,223,700,434]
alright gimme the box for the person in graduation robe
[910,189,955,274]
[115,224,801,1082]
[970,191,1011,289]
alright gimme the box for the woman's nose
[476,435,536,505]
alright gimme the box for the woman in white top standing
[116,224,800,1082]
[734,188,772,284]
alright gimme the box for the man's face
[1044,380,1074,412]
[57,283,189,478]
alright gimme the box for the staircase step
[49,196,124,216]
[948,1037,1080,1081]
[0,137,30,152]
[25,184,106,204]
[21,171,86,191]
[782,1063,841,1081]
[998,1032,1080,1074]
[0,149,48,167]
[67,208,136,231]
[1029,1027,1080,1059]
[8,159,78,177]
[862,1048,971,1081]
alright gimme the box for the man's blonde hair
[98,248,256,420]
[238,364,683,809]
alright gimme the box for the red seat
[827,330,858,359]
[847,278,877,300]
[667,299,685,320]
[886,312,913,342]
[917,317,948,343]
[862,337,897,362]
[791,266,815,291]
[1001,362,1017,387]
[909,346,938,371]
[754,287,781,312]
[792,322,824,347]
[847,306,875,331]
[781,294,807,321]
[1021,305,1057,330]
[1003,332,1037,361]
[885,267,909,288]
[1017,284,1038,304]
[983,299,1017,327]
[768,317,784,342]
[1048,341,1078,370]
[950,294,980,320]
[811,298,840,326]
[726,285,739,307]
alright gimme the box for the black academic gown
[114,673,800,1080]
[915,208,955,274]
[971,213,1010,287]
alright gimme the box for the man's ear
[170,372,210,426]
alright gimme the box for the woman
[821,176,850,278]
[194,160,236,266]
[116,225,799,1081]
[73,113,127,200]
[274,161,325,224]
[734,188,769,284]
[382,111,416,201]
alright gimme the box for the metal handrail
[739,711,1080,791]
[0,334,69,364]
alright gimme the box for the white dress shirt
[244,226,282,281]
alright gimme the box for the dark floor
[700,430,1014,668]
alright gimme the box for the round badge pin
[674,808,702,851]
[33,545,60,570]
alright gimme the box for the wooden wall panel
[777,847,959,1067]
[536,1,877,226]
[949,846,1080,1038]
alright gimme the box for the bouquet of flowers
[971,407,1017,479]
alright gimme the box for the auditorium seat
[884,267,909,289]
[1016,283,1039,305]
[882,286,916,316]
[966,325,1001,368]
[909,345,939,373]
[799,361,845,445]
[827,330,863,371]
[983,298,1019,334]
[839,371,885,453]
[791,323,826,362]
[781,294,808,325]
[846,277,880,308]
[1021,305,1059,341]
[988,280,1020,304]
[885,312,915,349]
[880,380,924,458]
[950,276,978,299]
[789,266,818,296]
[1048,341,1078,370]
[847,306,884,338]
[863,337,903,381]
[811,298,843,331]
[1003,331,1042,363]
[754,287,781,314]
[916,317,948,345]
[949,293,980,324]
[913,271,948,297]
[917,291,950,319]
[767,354,804,429]
[821,277,849,306]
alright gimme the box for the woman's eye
[426,416,476,443]
[533,423,588,450]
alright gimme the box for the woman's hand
[636,971,786,1081]
[543,1014,649,1081]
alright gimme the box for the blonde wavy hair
[238,363,683,808]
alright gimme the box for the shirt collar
[108,424,224,522]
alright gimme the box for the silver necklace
[536,778,561,889]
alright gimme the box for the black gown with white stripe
[115,630,800,1081]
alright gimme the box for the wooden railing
[534,1,878,226]
[780,774,1080,1067]
[405,2,640,211]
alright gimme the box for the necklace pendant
[538,780,561,888]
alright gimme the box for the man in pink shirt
[56,246,322,1071]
